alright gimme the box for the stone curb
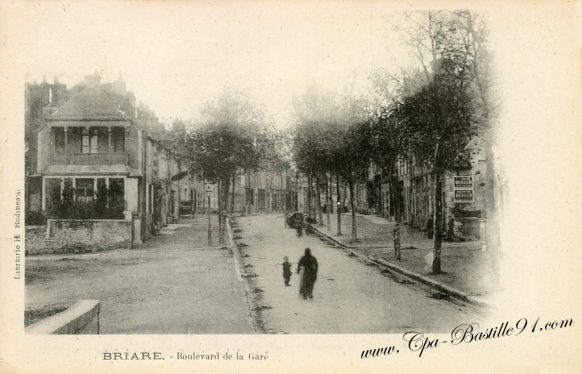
[306,223,358,249]
[227,217,263,333]
[306,223,492,310]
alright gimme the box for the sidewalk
[151,214,222,248]
[310,213,498,302]
[26,214,254,333]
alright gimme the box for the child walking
[282,256,292,287]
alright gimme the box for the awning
[171,170,189,181]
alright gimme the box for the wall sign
[453,176,474,202]
[454,189,474,202]
[454,176,473,188]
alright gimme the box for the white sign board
[453,176,474,202]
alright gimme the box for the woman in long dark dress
[297,248,318,299]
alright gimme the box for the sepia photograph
[1,0,581,373]
[22,8,496,335]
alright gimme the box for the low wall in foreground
[47,219,132,249]
[26,219,132,255]
[26,300,100,334]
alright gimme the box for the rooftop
[48,84,128,121]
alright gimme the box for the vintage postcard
[0,0,581,373]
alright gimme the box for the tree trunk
[202,180,206,213]
[315,174,324,226]
[348,178,357,241]
[270,170,276,213]
[386,174,391,221]
[219,177,230,245]
[336,171,342,236]
[281,172,285,213]
[224,177,231,243]
[325,172,331,231]
[307,172,314,221]
[230,173,236,215]
[390,176,401,260]
[306,173,311,217]
[432,170,443,274]
[217,179,223,245]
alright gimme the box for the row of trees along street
[175,10,496,275]
[176,90,290,245]
[292,10,496,274]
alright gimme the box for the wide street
[25,214,481,334]
[234,214,481,334]
[25,216,254,334]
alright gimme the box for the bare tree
[393,10,486,273]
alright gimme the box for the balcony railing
[50,153,129,166]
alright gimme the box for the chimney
[54,76,59,84]
[42,106,57,120]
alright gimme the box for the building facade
[26,73,181,248]
[240,167,298,214]
[361,136,489,239]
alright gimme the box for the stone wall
[25,226,48,255]
[26,219,131,255]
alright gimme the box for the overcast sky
[4,2,582,321]
[19,2,418,127]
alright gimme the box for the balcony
[50,153,129,165]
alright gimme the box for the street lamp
[206,186,213,246]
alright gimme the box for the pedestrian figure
[447,217,455,241]
[296,225,303,237]
[297,248,318,299]
[282,256,292,286]
[426,216,434,239]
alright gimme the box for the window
[90,128,99,154]
[46,178,62,214]
[54,127,65,154]
[97,128,108,153]
[76,178,94,204]
[69,128,82,153]
[109,178,125,218]
[112,127,125,153]
[81,128,106,154]
[82,128,90,154]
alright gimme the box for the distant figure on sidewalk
[447,217,455,241]
[426,216,434,239]
[282,256,292,287]
[297,248,318,299]
[296,225,303,237]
